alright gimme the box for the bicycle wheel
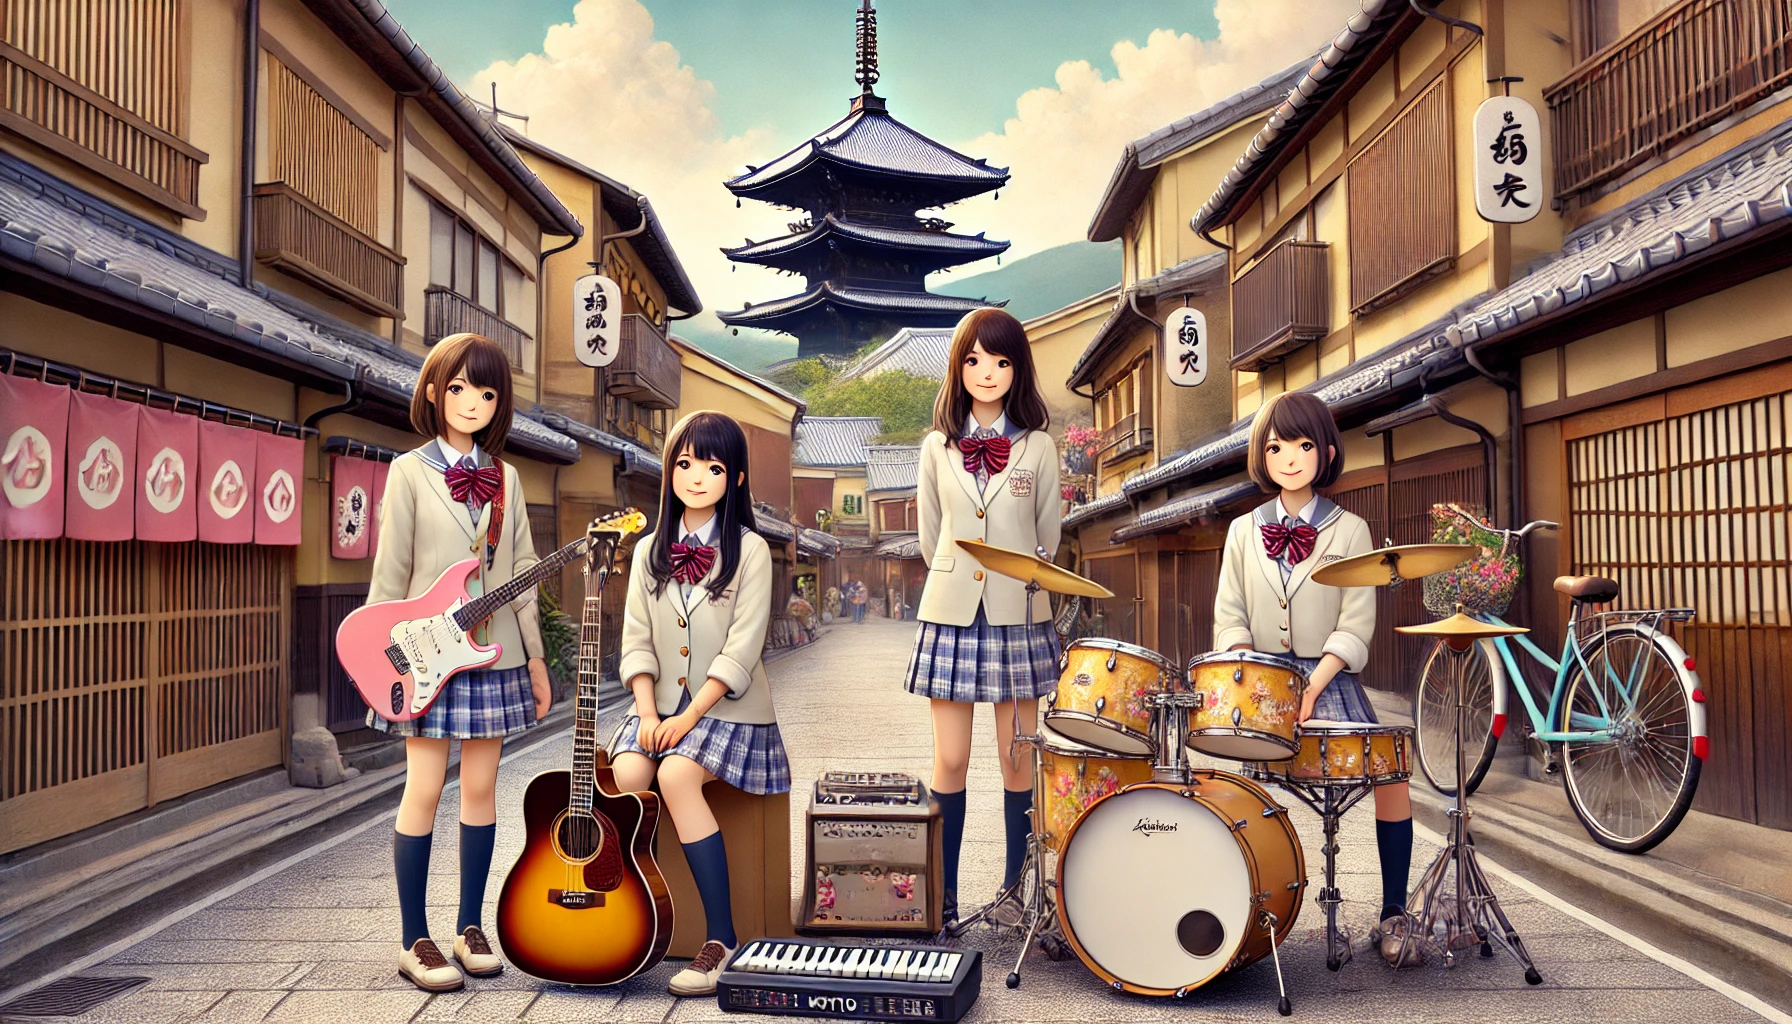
[1412,638,1502,797]
[1558,625,1701,853]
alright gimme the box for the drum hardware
[1309,543,1478,589]
[1257,909,1293,1017]
[1396,607,1542,984]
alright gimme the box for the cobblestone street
[25,618,1779,1024]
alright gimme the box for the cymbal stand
[1406,639,1542,983]
[1267,778,1373,971]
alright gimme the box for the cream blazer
[1213,496,1375,673]
[617,528,777,725]
[915,426,1061,627]
[368,446,545,669]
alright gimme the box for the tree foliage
[802,366,940,445]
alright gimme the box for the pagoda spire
[855,0,879,96]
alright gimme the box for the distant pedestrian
[848,579,868,623]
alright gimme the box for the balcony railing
[1097,412,1153,463]
[1231,239,1330,371]
[0,40,206,219]
[1547,0,1792,200]
[607,313,681,409]
[254,183,403,318]
[425,286,532,370]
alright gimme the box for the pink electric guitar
[337,509,646,722]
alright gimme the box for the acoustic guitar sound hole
[554,811,605,863]
[1178,910,1225,957]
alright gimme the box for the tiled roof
[727,104,1008,193]
[865,444,920,493]
[724,215,1007,264]
[1062,490,1130,529]
[1112,479,1261,542]
[1089,57,1311,242]
[1192,0,1409,236]
[837,327,955,382]
[1067,253,1227,389]
[798,527,842,557]
[0,152,581,462]
[532,410,659,476]
[719,283,999,327]
[754,506,797,541]
[1135,113,1792,497]
[875,533,922,558]
[795,416,884,468]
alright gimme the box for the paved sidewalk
[11,618,1778,1023]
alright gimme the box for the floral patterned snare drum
[1246,720,1413,787]
[1035,726,1154,853]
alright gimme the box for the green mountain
[935,239,1121,321]
[675,239,1122,372]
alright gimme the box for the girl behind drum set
[1213,391,1419,967]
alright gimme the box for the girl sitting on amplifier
[905,308,1061,931]
[1212,391,1419,967]
[611,410,787,997]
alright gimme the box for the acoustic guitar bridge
[386,644,410,674]
[548,889,604,909]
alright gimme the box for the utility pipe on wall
[238,0,260,288]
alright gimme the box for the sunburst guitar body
[494,511,673,985]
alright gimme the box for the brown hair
[929,308,1050,443]
[1247,391,1343,492]
[410,333,515,454]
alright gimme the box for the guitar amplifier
[799,772,942,936]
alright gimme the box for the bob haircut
[929,308,1050,443]
[647,411,759,601]
[410,334,515,454]
[1247,391,1344,493]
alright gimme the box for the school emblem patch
[1008,469,1034,497]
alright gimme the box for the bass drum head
[1057,786,1249,994]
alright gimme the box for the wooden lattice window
[1347,76,1455,314]
[842,493,863,516]
[0,0,204,216]
[267,53,378,235]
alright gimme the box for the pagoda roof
[717,282,1000,329]
[726,100,1008,200]
[723,214,1008,267]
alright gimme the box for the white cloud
[947,0,1361,262]
[469,0,1359,341]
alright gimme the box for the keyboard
[717,938,981,1021]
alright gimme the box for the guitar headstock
[588,508,647,540]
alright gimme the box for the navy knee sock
[394,830,432,949]
[1376,817,1414,920]
[935,788,966,901]
[456,822,496,934]
[1001,788,1033,891]
[682,831,737,948]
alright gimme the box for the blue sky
[384,1,1221,144]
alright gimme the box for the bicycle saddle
[1553,575,1619,602]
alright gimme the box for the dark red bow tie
[444,463,502,505]
[669,542,716,585]
[959,434,1012,476]
[1261,521,1319,564]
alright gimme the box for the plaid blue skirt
[1287,655,1379,724]
[904,607,1062,703]
[366,664,539,739]
[607,691,791,796]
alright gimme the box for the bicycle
[1411,519,1708,853]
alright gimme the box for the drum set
[948,537,1508,1014]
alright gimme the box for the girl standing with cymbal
[905,308,1061,931]
[1212,391,1419,967]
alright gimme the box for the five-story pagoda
[718,0,1009,359]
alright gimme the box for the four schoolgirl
[1213,391,1418,967]
[905,308,1062,931]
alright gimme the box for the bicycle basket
[1422,503,1522,616]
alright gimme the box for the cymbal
[1396,611,1528,639]
[955,540,1114,598]
[1310,543,1479,588]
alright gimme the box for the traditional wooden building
[717,2,1008,357]
[1051,58,1309,667]
[0,0,622,853]
[793,415,884,590]
[865,443,922,618]
[1175,0,1792,831]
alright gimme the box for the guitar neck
[571,543,611,812]
[453,535,590,630]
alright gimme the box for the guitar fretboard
[569,543,610,813]
[452,536,591,632]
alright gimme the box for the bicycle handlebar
[1514,520,1559,540]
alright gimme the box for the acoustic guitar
[335,509,644,722]
[495,514,674,986]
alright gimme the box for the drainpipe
[1426,393,1499,520]
[600,195,652,270]
[1463,344,1523,532]
[238,0,260,287]
[537,232,582,382]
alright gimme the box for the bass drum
[1056,770,1305,996]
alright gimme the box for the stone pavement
[14,618,1779,1024]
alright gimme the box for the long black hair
[647,411,758,600]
